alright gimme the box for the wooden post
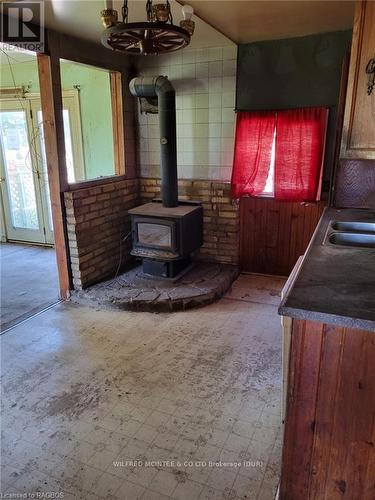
[37,53,71,299]
[110,72,126,176]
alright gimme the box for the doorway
[0,45,66,330]
[0,91,83,245]
[0,98,53,244]
[0,92,62,330]
[0,94,61,330]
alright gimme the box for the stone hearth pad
[71,262,239,312]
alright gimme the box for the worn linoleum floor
[1,273,285,500]
[0,242,59,331]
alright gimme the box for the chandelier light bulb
[182,4,194,21]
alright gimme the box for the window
[59,60,124,183]
[231,107,328,202]
[262,128,276,196]
[35,91,84,184]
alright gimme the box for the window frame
[60,91,85,182]
[28,90,85,183]
[110,72,125,177]
[58,59,126,188]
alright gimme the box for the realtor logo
[0,1,45,51]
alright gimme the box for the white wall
[135,45,237,181]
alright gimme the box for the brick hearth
[64,177,239,290]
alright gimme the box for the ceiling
[182,1,355,44]
[2,1,355,52]
[42,0,233,48]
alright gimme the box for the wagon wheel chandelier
[100,0,195,55]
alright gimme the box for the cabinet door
[340,0,375,160]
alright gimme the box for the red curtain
[231,111,276,198]
[275,107,328,201]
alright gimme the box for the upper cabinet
[341,0,375,160]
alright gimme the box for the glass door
[0,100,50,244]
[0,92,85,245]
[30,100,55,245]
[30,91,85,185]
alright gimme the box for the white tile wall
[134,45,237,181]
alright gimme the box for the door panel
[33,92,85,184]
[32,106,54,244]
[0,104,47,243]
[61,101,85,182]
[0,91,85,245]
[239,197,326,276]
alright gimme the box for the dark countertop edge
[278,207,375,332]
[278,304,375,333]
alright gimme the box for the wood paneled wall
[240,197,326,276]
[280,319,375,499]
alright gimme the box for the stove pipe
[129,76,178,208]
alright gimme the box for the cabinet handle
[366,58,375,96]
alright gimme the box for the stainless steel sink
[324,219,375,249]
[328,232,375,249]
[331,221,375,233]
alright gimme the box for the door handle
[0,177,5,183]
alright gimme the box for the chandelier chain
[166,0,173,24]
[146,0,153,21]
[122,0,129,23]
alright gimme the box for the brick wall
[64,178,139,289]
[64,176,239,290]
[140,178,239,265]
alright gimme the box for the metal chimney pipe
[129,76,178,208]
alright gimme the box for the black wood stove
[128,75,203,278]
[129,200,202,278]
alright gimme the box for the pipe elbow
[154,76,175,96]
[129,76,174,98]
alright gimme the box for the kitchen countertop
[278,208,375,331]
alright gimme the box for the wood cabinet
[280,318,375,499]
[280,256,303,423]
[340,0,375,160]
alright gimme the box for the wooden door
[340,0,375,160]
[239,197,325,276]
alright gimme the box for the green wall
[0,59,40,94]
[236,30,352,111]
[60,61,114,179]
[236,30,353,194]
[0,59,115,180]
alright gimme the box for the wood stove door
[133,217,177,252]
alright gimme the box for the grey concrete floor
[1,274,286,500]
[0,243,59,331]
